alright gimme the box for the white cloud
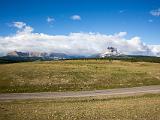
[0,22,160,57]
[117,32,127,37]
[148,45,160,56]
[47,17,55,23]
[12,21,34,34]
[150,8,160,16]
[13,22,26,29]
[70,15,81,20]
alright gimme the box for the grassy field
[0,94,160,120]
[0,60,160,93]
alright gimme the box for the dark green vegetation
[0,55,160,64]
[108,55,160,63]
[0,94,160,120]
[0,60,160,93]
[0,56,50,64]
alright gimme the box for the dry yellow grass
[0,60,160,93]
[0,94,160,120]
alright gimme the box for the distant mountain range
[6,51,86,60]
[6,47,123,59]
[0,47,160,64]
[7,51,65,58]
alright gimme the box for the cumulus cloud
[150,8,160,16]
[0,22,160,57]
[70,15,81,20]
[13,22,26,29]
[12,21,34,34]
[117,32,127,37]
[47,17,55,23]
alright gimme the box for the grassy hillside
[0,94,160,120]
[0,60,160,93]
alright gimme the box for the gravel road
[0,85,160,100]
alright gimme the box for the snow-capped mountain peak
[100,47,121,58]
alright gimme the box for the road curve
[0,85,160,100]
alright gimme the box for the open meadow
[0,94,160,120]
[0,60,160,93]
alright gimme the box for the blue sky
[0,0,160,44]
[0,0,160,56]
